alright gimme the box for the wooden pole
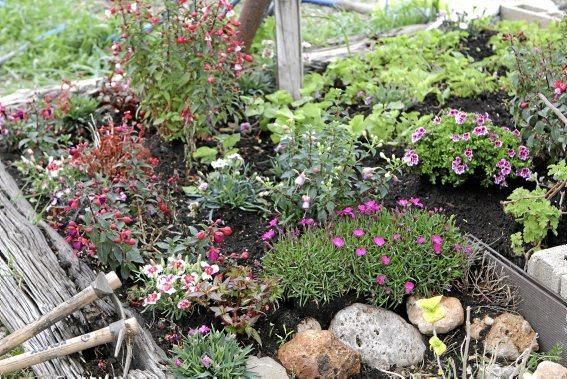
[275,0,303,100]
[238,0,272,52]
[0,318,140,376]
[0,272,121,357]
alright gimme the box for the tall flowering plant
[109,0,250,163]
[404,110,532,187]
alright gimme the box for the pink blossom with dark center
[494,140,503,148]
[375,275,386,285]
[402,150,419,167]
[464,148,473,161]
[473,125,488,136]
[517,167,532,179]
[462,132,471,141]
[450,134,461,142]
[494,175,506,186]
[455,112,467,124]
[411,127,427,143]
[373,236,386,246]
[404,281,415,294]
[332,236,345,248]
[518,145,530,161]
[512,129,521,139]
[507,149,516,158]
[356,247,367,257]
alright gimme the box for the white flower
[301,195,311,210]
[143,292,161,306]
[211,159,228,169]
[198,182,209,191]
[226,153,243,162]
[200,262,219,280]
[226,10,235,17]
[295,172,306,187]
[143,264,163,278]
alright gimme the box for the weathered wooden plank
[275,0,303,100]
[0,161,169,377]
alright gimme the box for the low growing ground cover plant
[169,327,253,379]
[265,122,401,223]
[111,0,249,163]
[263,199,470,307]
[404,110,533,187]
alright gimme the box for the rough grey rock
[296,317,321,333]
[329,303,425,370]
[246,356,289,379]
[478,363,516,379]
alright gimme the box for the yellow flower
[429,336,447,356]
[416,295,445,324]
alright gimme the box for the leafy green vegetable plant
[263,201,470,307]
[169,328,253,379]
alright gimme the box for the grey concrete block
[527,245,567,295]
[561,274,567,301]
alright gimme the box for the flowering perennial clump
[138,255,281,338]
[264,199,471,307]
[404,110,533,187]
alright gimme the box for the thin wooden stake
[275,0,303,100]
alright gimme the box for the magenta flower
[464,148,473,161]
[411,127,427,143]
[473,125,488,136]
[201,355,212,368]
[198,325,211,334]
[262,229,276,241]
[451,157,468,175]
[268,218,279,228]
[507,149,516,158]
[432,235,443,254]
[455,112,467,124]
[332,236,345,248]
[299,218,315,226]
[353,229,365,238]
[404,281,415,294]
[175,358,183,367]
[375,274,386,285]
[409,197,423,208]
[494,174,506,186]
[462,132,471,141]
[356,247,367,257]
[450,134,461,142]
[392,233,401,241]
[416,236,426,244]
[397,199,410,207]
[358,200,381,214]
[373,236,386,246]
[380,255,391,265]
[337,207,356,218]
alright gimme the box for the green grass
[0,0,115,95]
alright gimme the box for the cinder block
[527,245,567,295]
[561,274,567,301]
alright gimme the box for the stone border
[469,235,567,365]
[500,3,564,26]
[527,245,567,301]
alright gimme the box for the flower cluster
[264,199,471,307]
[138,256,281,334]
[405,110,533,187]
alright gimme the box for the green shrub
[169,328,253,379]
[405,110,533,187]
[263,202,470,307]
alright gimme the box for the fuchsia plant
[405,110,533,187]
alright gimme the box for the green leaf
[429,336,447,356]
[416,296,446,324]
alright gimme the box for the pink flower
[200,262,219,280]
[411,127,427,143]
[403,150,419,167]
[455,112,467,124]
[175,358,182,367]
[299,218,315,226]
[362,167,376,180]
[177,299,191,309]
[295,172,306,187]
[268,218,279,228]
[397,199,410,207]
[358,200,381,214]
[473,125,488,136]
[518,145,530,161]
[332,236,345,248]
[517,167,531,179]
[431,235,443,254]
[355,247,367,256]
[507,149,516,158]
[375,275,386,285]
[143,264,163,278]
[392,233,401,241]
[462,132,471,141]
[353,229,365,238]
[198,325,211,334]
[373,236,385,246]
[201,355,212,368]
[450,134,461,142]
[464,148,473,161]
[409,197,423,208]
[143,292,161,306]
[416,236,426,244]
[404,281,415,294]
[451,157,468,175]
[262,229,276,241]
[380,255,391,265]
[337,207,356,218]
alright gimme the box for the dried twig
[538,92,567,126]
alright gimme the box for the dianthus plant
[266,122,401,223]
[263,199,471,307]
[404,110,532,187]
[110,0,250,163]
[138,256,281,341]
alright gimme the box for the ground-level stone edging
[527,245,567,301]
